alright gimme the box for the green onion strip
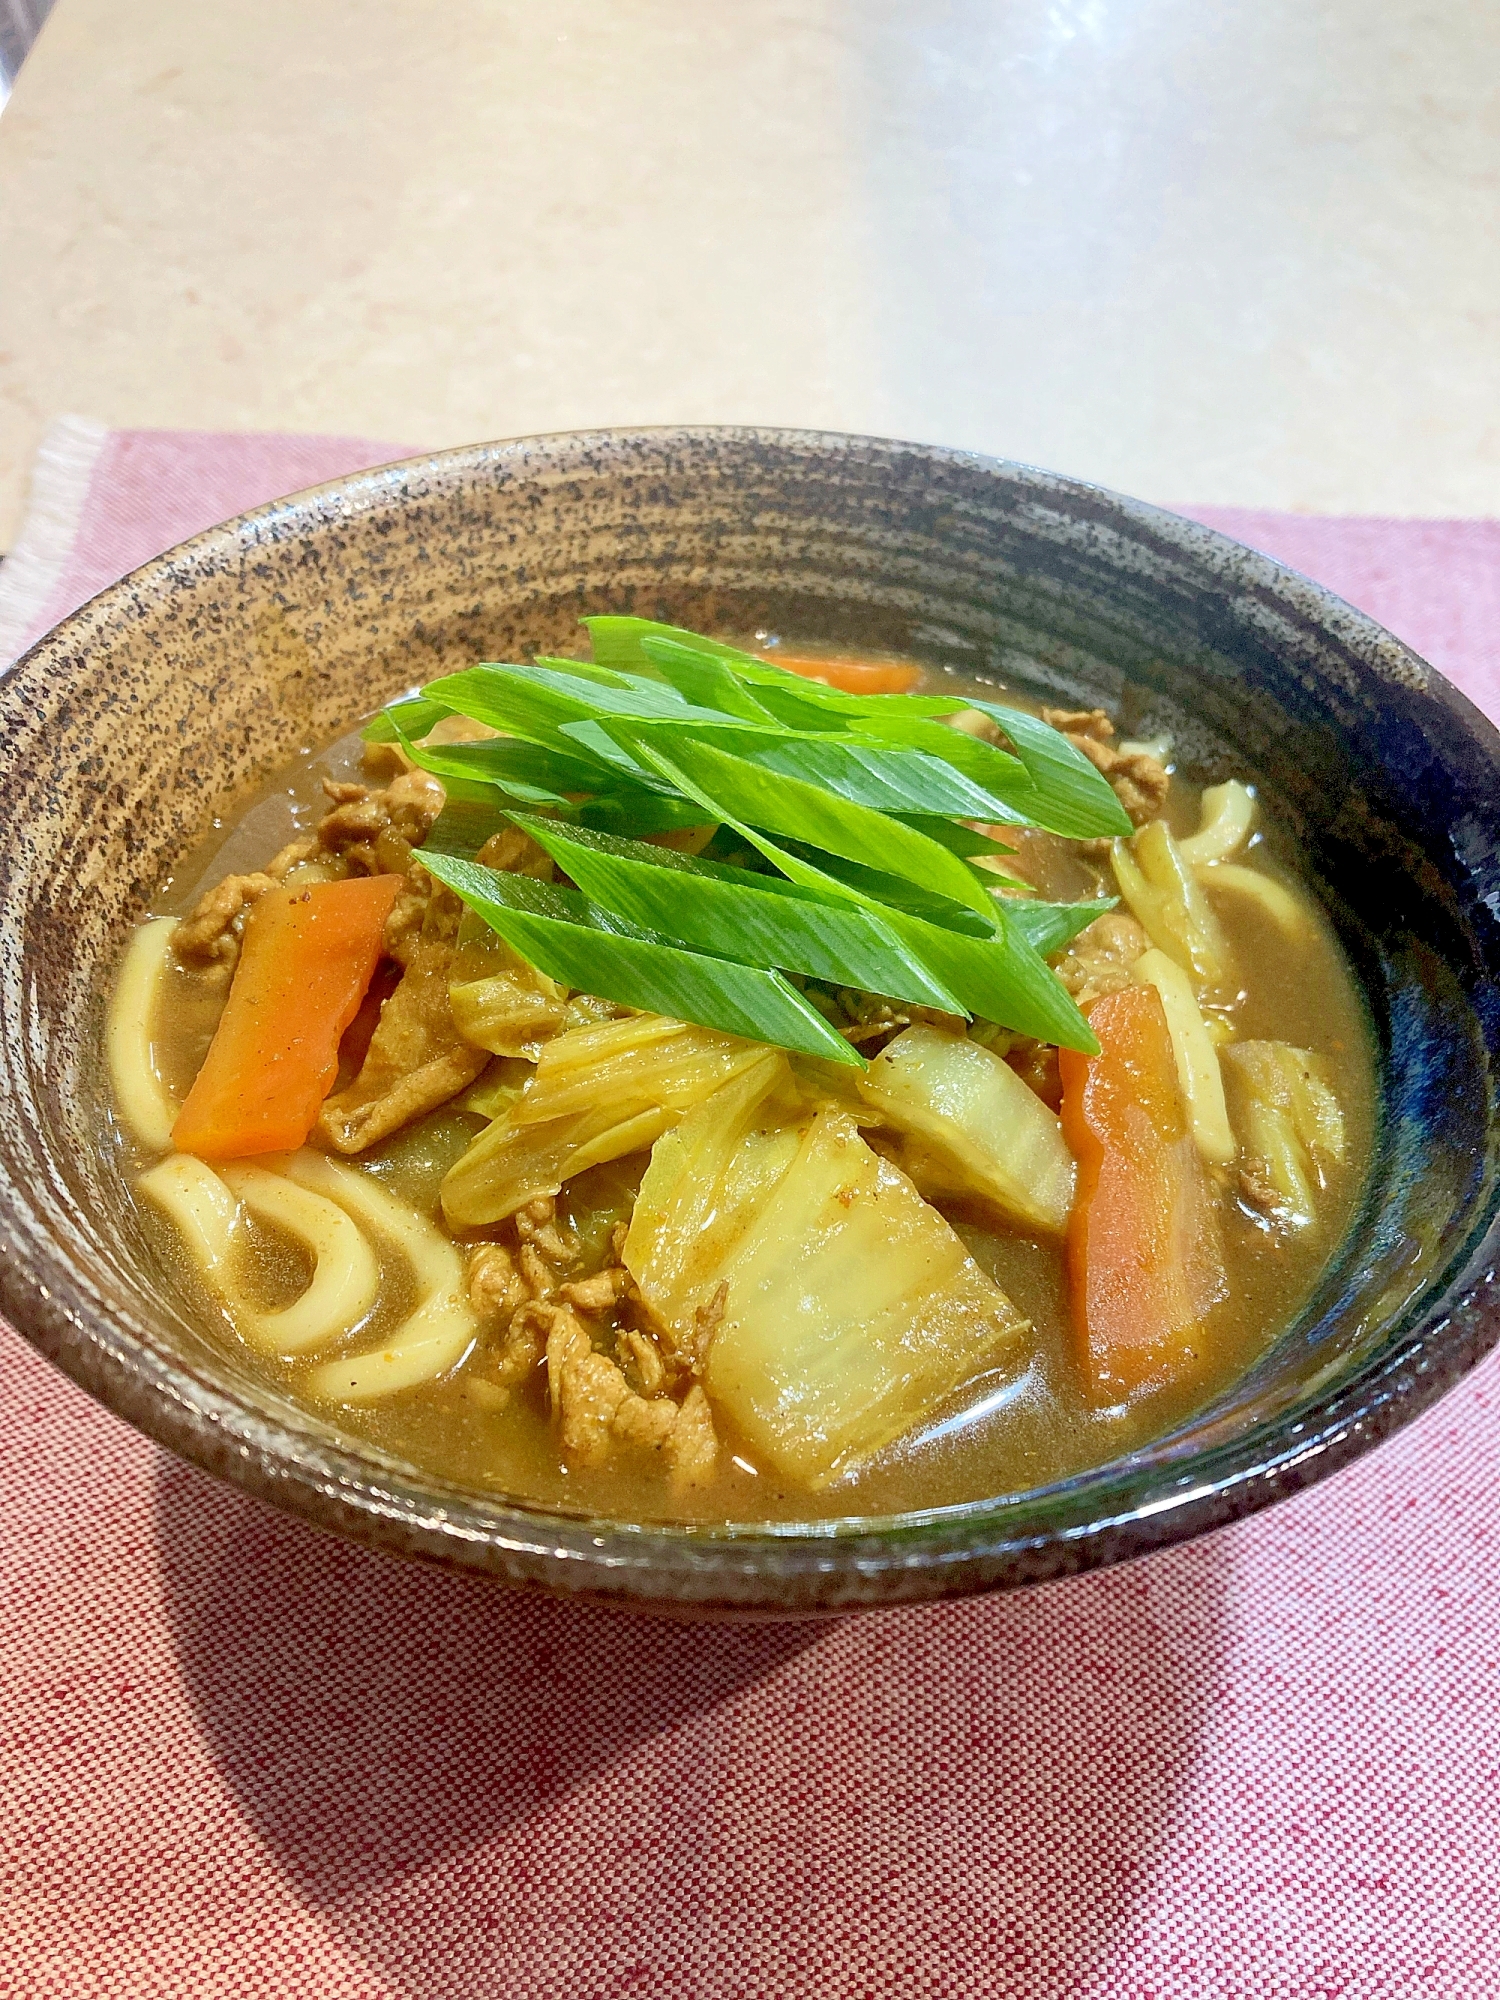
[365,618,1128,1058]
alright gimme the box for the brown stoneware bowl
[2,428,1499,1615]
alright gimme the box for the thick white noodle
[1178,781,1257,867]
[1195,862,1310,938]
[106,919,181,1152]
[1111,823,1230,993]
[136,1153,241,1286]
[1131,948,1236,1166]
[219,1162,381,1353]
[282,1152,478,1402]
[137,1154,382,1356]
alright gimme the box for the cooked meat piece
[544,1305,598,1422]
[1091,744,1170,827]
[610,1391,681,1453]
[175,750,589,1131]
[315,769,446,876]
[315,773,448,962]
[468,1304,552,1412]
[174,829,337,971]
[1040,705,1170,827]
[381,873,432,968]
[499,1303,551,1377]
[468,1243,527,1323]
[271,831,329,874]
[517,1242,556,1298]
[174,871,282,967]
[836,993,966,1049]
[469,1206,581,1316]
[474,825,557,881]
[464,1247,595,1409]
[557,1352,635,1462]
[561,1266,636,1316]
[515,1196,578,1271]
[666,1386,720,1488]
[1054,911,1150,1004]
[616,1326,667,1397]
[176,771,442,976]
[548,1308,720,1484]
[317,927,488,1153]
[536,1296,592,1408]
[1042,706,1114,742]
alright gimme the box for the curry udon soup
[105,619,1373,1524]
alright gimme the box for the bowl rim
[4,421,1499,1611]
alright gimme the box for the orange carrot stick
[173,876,402,1160]
[765,653,924,696]
[1058,986,1226,1399]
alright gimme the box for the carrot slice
[1058,986,1226,1399]
[765,653,924,696]
[173,876,402,1160]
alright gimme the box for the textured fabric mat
[1,428,1497,1999]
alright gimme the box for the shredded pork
[314,769,447,877]
[318,893,488,1153]
[175,770,446,973]
[547,1310,718,1485]
[177,764,572,1156]
[1041,706,1171,828]
[464,1197,712,1481]
[174,870,284,968]
[1053,911,1151,1005]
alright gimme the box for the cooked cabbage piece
[448,910,568,1056]
[459,1058,528,1121]
[626,1093,1032,1488]
[1222,1040,1347,1229]
[854,1025,1075,1235]
[440,1013,773,1227]
[624,1053,796,1347]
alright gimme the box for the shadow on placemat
[155,1457,1231,1996]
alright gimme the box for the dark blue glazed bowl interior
[1,428,1497,1612]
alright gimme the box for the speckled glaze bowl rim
[3,424,1499,1613]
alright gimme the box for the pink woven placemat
[1,430,1497,2000]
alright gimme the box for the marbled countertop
[1,0,1496,547]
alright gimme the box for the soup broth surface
[115,644,1375,1524]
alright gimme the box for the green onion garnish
[370,619,1129,1058]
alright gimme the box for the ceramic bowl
[2,428,1498,1615]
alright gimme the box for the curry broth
[118,655,1375,1525]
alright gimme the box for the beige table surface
[0,0,1496,549]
